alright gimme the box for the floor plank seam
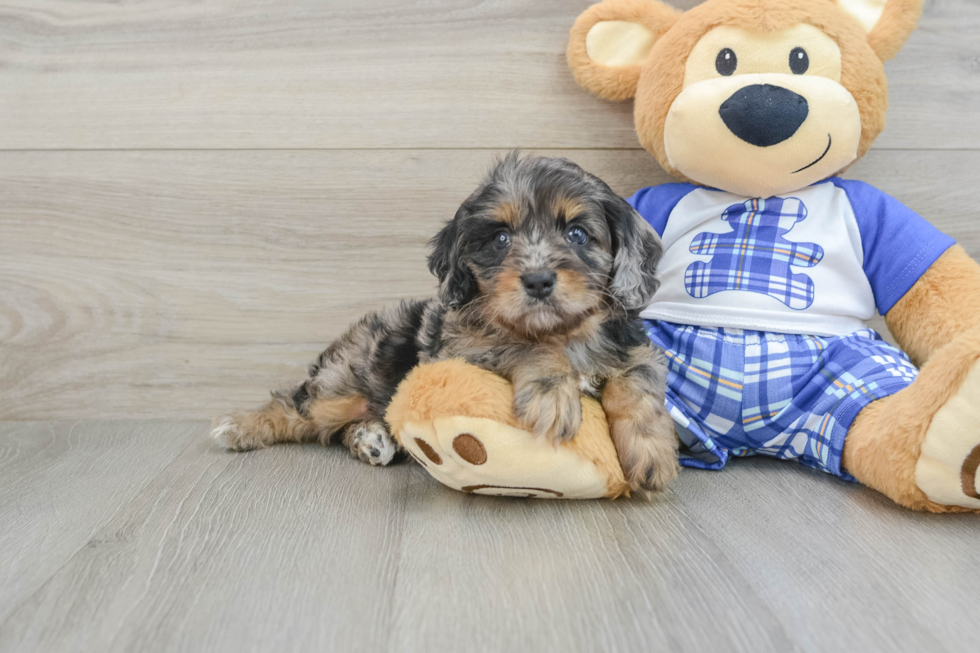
[381,471,412,653]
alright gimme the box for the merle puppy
[212,154,679,493]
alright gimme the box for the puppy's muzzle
[521,271,557,300]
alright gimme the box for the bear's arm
[884,245,980,367]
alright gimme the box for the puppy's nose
[719,84,809,147]
[521,271,556,299]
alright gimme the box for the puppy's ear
[603,193,663,312]
[427,207,478,308]
[835,0,923,61]
[567,0,682,101]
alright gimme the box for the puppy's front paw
[513,379,583,445]
[611,416,679,496]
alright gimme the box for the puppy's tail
[211,383,368,451]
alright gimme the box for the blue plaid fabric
[645,321,918,479]
[684,197,824,310]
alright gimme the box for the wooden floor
[2,0,980,650]
[0,421,977,653]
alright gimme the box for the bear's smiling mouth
[792,133,833,174]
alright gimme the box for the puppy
[212,154,679,492]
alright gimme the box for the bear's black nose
[719,84,809,147]
[521,271,556,299]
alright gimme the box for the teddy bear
[387,0,980,512]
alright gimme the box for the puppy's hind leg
[211,384,368,452]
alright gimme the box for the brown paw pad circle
[452,433,487,465]
[413,438,442,465]
[962,443,980,500]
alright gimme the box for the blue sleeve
[833,178,955,315]
[626,183,698,237]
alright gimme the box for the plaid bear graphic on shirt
[684,197,824,310]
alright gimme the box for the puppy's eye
[493,230,511,250]
[789,47,809,74]
[715,48,737,76]
[565,227,589,245]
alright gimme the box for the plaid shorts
[645,321,919,480]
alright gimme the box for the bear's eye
[492,230,511,250]
[565,226,589,245]
[789,47,809,74]
[715,48,737,76]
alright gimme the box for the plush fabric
[642,2,888,194]
[386,360,630,499]
[859,0,923,61]
[567,0,682,101]
[884,246,980,367]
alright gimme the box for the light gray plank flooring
[671,458,980,652]
[0,421,977,653]
[0,421,199,624]
[388,466,793,652]
[0,0,976,150]
[1,425,407,653]
[3,149,979,421]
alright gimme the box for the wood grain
[388,467,794,652]
[0,430,409,653]
[0,420,197,624]
[2,421,978,652]
[0,0,976,150]
[673,456,980,652]
[2,149,977,420]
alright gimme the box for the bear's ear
[835,0,923,61]
[567,0,682,101]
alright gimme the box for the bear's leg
[843,330,980,512]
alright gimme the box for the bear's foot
[915,360,980,510]
[399,415,624,499]
[845,330,980,513]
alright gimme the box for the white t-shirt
[627,178,954,337]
